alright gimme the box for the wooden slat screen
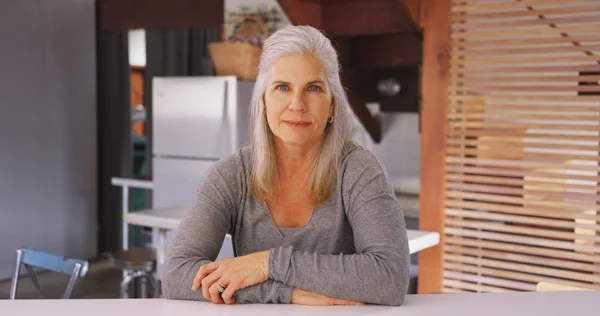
[445,0,600,293]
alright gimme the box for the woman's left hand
[192,250,270,304]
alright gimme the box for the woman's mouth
[283,120,312,128]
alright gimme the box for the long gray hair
[248,25,354,205]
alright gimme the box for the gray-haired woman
[162,25,410,306]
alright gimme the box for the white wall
[0,0,97,280]
[353,113,421,182]
[129,29,146,67]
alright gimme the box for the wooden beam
[352,33,422,68]
[418,0,451,294]
[298,0,350,2]
[400,0,422,30]
[322,0,414,36]
[276,0,323,28]
[99,0,224,31]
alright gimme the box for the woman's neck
[274,139,321,185]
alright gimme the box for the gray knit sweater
[162,142,410,305]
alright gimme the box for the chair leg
[143,273,159,298]
[9,249,23,300]
[24,264,45,299]
[120,272,135,299]
[63,263,82,299]
[140,275,148,298]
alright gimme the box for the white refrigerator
[152,76,254,260]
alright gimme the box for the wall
[353,112,421,183]
[0,0,97,280]
[128,29,146,67]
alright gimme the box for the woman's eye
[276,85,289,91]
[308,85,322,92]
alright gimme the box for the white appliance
[152,76,254,260]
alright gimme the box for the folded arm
[161,166,293,303]
[268,152,411,306]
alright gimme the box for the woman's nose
[288,92,307,112]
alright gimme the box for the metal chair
[9,248,89,299]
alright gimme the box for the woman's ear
[329,98,335,117]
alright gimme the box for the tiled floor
[0,260,122,299]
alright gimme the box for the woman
[162,25,410,306]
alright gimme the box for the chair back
[9,248,89,299]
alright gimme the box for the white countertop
[123,207,439,254]
[406,230,439,254]
[123,206,186,230]
[391,177,420,196]
[2,291,598,316]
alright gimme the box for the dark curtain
[97,31,132,253]
[143,26,221,201]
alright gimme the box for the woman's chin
[279,135,319,148]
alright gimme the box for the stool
[109,248,159,298]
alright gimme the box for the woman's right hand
[291,288,365,306]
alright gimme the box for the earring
[328,116,334,123]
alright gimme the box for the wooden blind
[445,0,600,293]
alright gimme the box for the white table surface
[123,207,440,254]
[2,291,598,316]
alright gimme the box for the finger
[220,281,237,304]
[192,262,218,291]
[334,298,364,306]
[338,300,364,306]
[201,270,222,301]
[208,282,224,304]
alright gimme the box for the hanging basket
[209,15,269,81]
[208,42,262,81]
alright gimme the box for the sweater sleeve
[161,157,293,303]
[267,149,410,306]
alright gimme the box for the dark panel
[298,0,352,2]
[346,67,420,112]
[322,0,413,36]
[276,0,323,28]
[352,33,422,68]
[99,0,224,31]
[329,36,352,68]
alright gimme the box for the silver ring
[216,281,226,293]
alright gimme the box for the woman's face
[264,53,334,148]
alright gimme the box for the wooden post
[418,0,451,294]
